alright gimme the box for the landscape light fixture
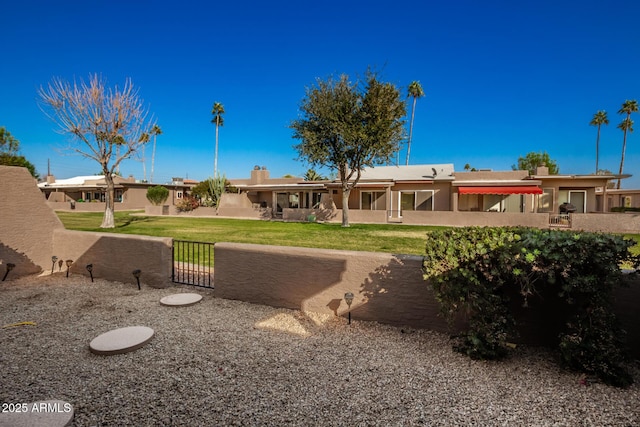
[132,269,141,290]
[86,264,94,282]
[65,260,73,277]
[58,259,64,272]
[2,263,15,281]
[344,292,354,325]
[51,256,58,274]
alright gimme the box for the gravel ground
[1,274,639,426]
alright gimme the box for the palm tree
[150,124,162,183]
[406,81,425,165]
[616,100,638,189]
[589,111,609,173]
[139,132,150,182]
[304,168,325,181]
[211,102,225,178]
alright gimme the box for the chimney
[46,174,56,184]
[250,167,269,184]
[535,164,549,176]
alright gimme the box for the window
[361,191,386,210]
[177,191,183,199]
[304,192,323,208]
[537,189,553,212]
[289,193,299,208]
[558,190,586,213]
[399,191,433,213]
[569,191,586,213]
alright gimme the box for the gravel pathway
[1,274,639,426]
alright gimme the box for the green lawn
[56,211,443,256]
[56,211,640,260]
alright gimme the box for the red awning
[458,186,543,195]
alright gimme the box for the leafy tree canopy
[0,126,38,178]
[291,70,406,226]
[146,186,169,206]
[0,154,38,178]
[0,126,20,155]
[512,151,559,175]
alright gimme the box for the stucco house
[36,164,637,232]
[38,174,196,211]
[219,164,636,231]
[599,188,640,210]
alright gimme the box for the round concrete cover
[160,293,203,307]
[0,400,74,427]
[89,326,154,355]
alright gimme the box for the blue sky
[2,0,640,187]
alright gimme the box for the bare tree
[39,74,155,228]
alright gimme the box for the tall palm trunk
[141,145,147,182]
[595,125,601,173]
[151,134,157,183]
[214,121,219,178]
[406,96,417,165]
[617,128,628,189]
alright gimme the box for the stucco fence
[213,242,640,358]
[48,201,147,212]
[52,229,172,288]
[1,166,172,288]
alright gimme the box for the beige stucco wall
[145,205,169,215]
[48,200,147,211]
[219,192,253,208]
[53,229,172,288]
[571,213,640,233]
[213,242,640,357]
[1,166,172,287]
[282,208,336,222]
[213,242,454,332]
[0,166,63,276]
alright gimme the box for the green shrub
[611,206,640,213]
[176,196,199,212]
[423,226,639,387]
[146,186,169,206]
[191,174,228,208]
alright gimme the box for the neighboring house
[38,166,636,232]
[218,167,329,219]
[38,174,195,211]
[599,188,640,210]
[221,164,636,232]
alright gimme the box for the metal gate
[172,240,214,288]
